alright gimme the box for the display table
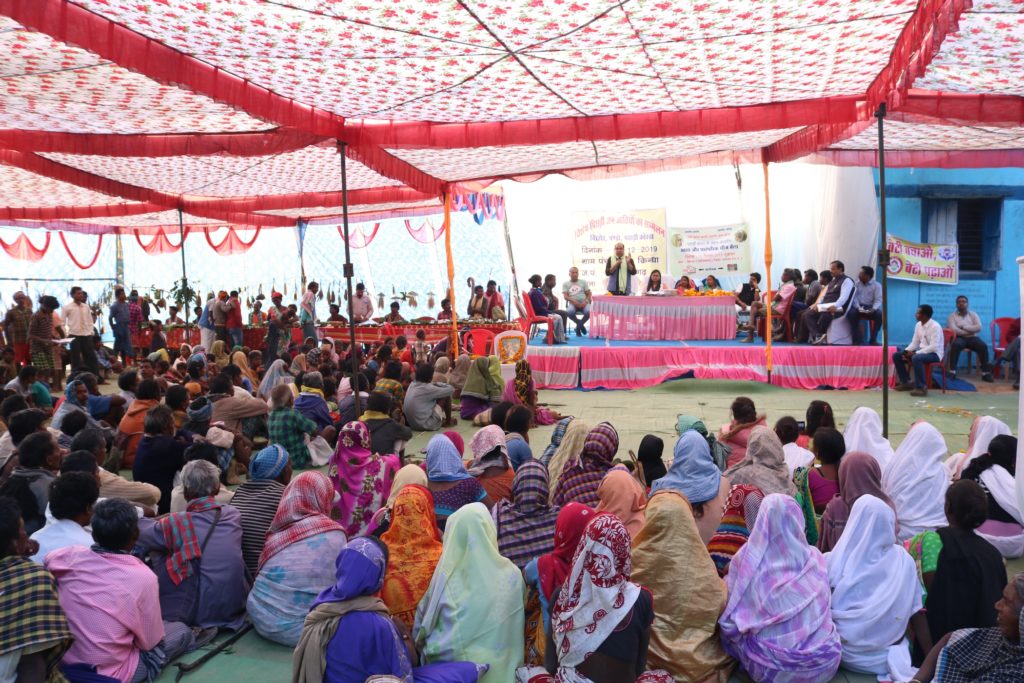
[589,295,735,341]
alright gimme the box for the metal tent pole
[876,104,891,438]
[178,208,190,326]
[337,141,362,417]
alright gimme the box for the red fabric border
[58,232,103,269]
[204,226,261,255]
[897,91,1024,125]
[0,202,165,221]
[135,227,188,254]
[346,97,862,150]
[802,149,1024,168]
[0,129,325,157]
[335,223,381,249]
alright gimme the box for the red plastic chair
[518,293,554,345]
[461,328,496,356]
[923,329,957,393]
[992,317,1018,378]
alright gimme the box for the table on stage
[589,295,736,341]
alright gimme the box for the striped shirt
[230,480,286,576]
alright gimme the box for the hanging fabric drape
[58,232,104,269]
[134,227,187,254]
[204,226,261,255]
[0,231,51,261]
[404,218,445,243]
[336,222,380,249]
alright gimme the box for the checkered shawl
[0,556,72,675]
[156,496,222,586]
[939,606,1024,682]
[494,461,561,569]
[551,423,617,508]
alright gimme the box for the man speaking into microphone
[604,242,637,296]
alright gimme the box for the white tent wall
[502,161,880,293]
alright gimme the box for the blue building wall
[876,168,1024,346]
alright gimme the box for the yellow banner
[571,209,667,289]
[886,234,959,285]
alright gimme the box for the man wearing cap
[230,444,292,575]
[63,286,99,375]
[2,291,33,368]
[349,282,375,323]
[211,291,231,344]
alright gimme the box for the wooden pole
[444,188,460,356]
[762,160,773,383]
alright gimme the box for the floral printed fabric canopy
[0,0,1020,232]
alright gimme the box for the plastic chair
[493,330,528,364]
[992,317,1017,378]
[461,328,496,357]
[923,329,957,393]
[517,293,554,345]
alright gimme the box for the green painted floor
[157,378,1020,683]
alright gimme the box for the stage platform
[524,336,896,391]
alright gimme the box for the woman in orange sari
[379,484,443,630]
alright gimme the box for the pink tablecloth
[588,295,736,341]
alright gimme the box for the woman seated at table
[644,270,672,294]
[674,275,697,292]
[701,275,723,293]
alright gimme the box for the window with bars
[923,197,1002,276]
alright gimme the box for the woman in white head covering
[882,422,950,541]
[945,415,1013,480]
[825,494,924,681]
[842,406,895,474]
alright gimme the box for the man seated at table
[528,274,567,343]
[349,283,375,323]
[744,270,798,343]
[893,304,944,396]
[383,302,407,324]
[946,295,995,382]
[854,265,883,345]
[804,261,856,345]
[437,298,453,321]
[604,242,636,296]
[327,304,347,323]
[484,280,506,320]
[562,267,592,337]
[467,285,487,318]
[734,272,761,311]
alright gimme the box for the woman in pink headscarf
[328,421,400,537]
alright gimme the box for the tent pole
[444,188,460,357]
[762,160,773,385]
[337,141,362,418]
[177,208,189,326]
[876,104,890,438]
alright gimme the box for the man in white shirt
[62,286,98,375]
[349,282,375,323]
[29,471,98,563]
[946,295,994,383]
[893,304,945,396]
[562,267,592,336]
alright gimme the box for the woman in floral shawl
[380,484,444,631]
[552,423,618,508]
[329,421,401,537]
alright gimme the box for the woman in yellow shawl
[380,484,443,630]
[209,339,231,369]
[231,350,259,392]
[632,491,736,683]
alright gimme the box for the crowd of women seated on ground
[1,327,1022,683]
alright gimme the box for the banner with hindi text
[886,234,958,285]
[667,223,751,278]
[571,209,666,290]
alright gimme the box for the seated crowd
[1,315,1023,683]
